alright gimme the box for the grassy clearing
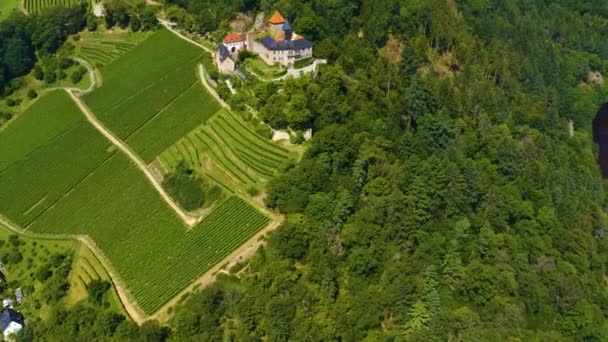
[0,0,20,19]
[24,0,85,14]
[83,29,214,159]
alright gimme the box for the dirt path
[0,214,146,324]
[150,215,282,322]
[158,19,215,55]
[72,57,101,94]
[66,90,200,227]
[198,64,229,110]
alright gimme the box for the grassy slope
[0,0,20,20]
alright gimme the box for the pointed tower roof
[282,19,292,31]
[268,11,285,24]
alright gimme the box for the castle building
[216,11,314,74]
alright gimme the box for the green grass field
[83,29,218,161]
[24,0,85,14]
[159,110,295,191]
[0,0,20,19]
[0,91,269,314]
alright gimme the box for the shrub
[290,131,304,144]
[27,89,38,99]
[59,58,74,70]
[35,266,53,282]
[0,112,12,124]
[45,71,57,84]
[246,185,260,196]
[34,66,44,80]
[87,280,111,304]
[130,15,141,32]
[71,71,83,84]
[87,14,97,32]
[57,70,67,80]
[255,123,273,139]
[162,162,205,211]
[294,57,313,69]
[8,235,20,248]
[5,99,16,107]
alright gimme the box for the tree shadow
[593,103,608,178]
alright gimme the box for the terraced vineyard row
[77,41,136,68]
[24,0,85,14]
[159,110,295,190]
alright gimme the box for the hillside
[0,0,607,340]
[165,1,608,341]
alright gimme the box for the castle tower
[282,20,293,41]
[268,11,285,34]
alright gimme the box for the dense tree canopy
[0,5,86,94]
[169,0,608,340]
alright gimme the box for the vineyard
[83,29,213,160]
[0,92,113,224]
[0,92,83,171]
[159,110,295,190]
[76,40,137,68]
[1,90,270,314]
[125,80,220,162]
[24,0,85,14]
[28,153,269,313]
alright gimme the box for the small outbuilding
[216,44,236,74]
[0,308,24,339]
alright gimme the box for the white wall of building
[3,322,22,339]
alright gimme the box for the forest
[166,0,608,341]
[3,0,608,340]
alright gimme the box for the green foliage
[83,29,209,161]
[166,1,608,340]
[163,162,205,211]
[26,89,37,99]
[86,279,111,305]
[70,70,83,84]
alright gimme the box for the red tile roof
[223,33,246,44]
